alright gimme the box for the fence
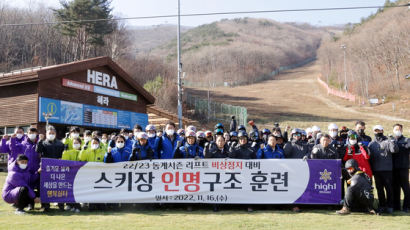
[183,57,317,88]
[317,77,356,102]
[185,93,247,126]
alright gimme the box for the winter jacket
[36,139,64,159]
[61,149,81,161]
[229,143,256,159]
[5,136,27,164]
[311,144,339,159]
[343,144,373,178]
[104,146,132,163]
[283,139,311,159]
[257,145,284,159]
[368,135,398,172]
[158,134,182,159]
[21,138,40,174]
[392,135,410,169]
[2,162,37,204]
[129,143,156,161]
[205,144,229,158]
[175,143,204,159]
[78,146,105,162]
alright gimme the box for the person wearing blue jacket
[158,122,182,159]
[104,135,132,163]
[145,124,160,153]
[257,134,284,159]
[175,130,204,159]
[130,132,156,160]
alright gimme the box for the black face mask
[358,129,365,135]
[375,133,383,138]
[340,134,348,139]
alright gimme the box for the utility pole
[177,0,183,128]
[341,44,347,92]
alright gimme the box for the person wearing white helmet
[145,124,160,154]
[309,125,321,145]
[196,131,206,148]
[186,125,197,133]
[305,127,313,140]
[130,132,156,160]
[328,123,346,159]
[157,121,183,159]
[368,125,398,214]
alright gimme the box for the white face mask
[28,134,37,141]
[71,133,79,138]
[349,139,357,145]
[124,136,129,140]
[47,134,56,141]
[16,134,24,139]
[134,132,140,138]
[329,131,338,138]
[393,130,402,137]
[19,164,27,170]
[166,129,175,136]
[85,136,92,142]
[91,144,100,150]
[101,139,107,144]
[116,142,125,148]
[148,133,156,138]
[73,143,81,150]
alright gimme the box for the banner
[40,158,341,204]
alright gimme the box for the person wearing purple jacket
[2,154,40,215]
[1,127,27,164]
[22,128,40,175]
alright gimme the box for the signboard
[40,158,342,204]
[39,97,148,129]
[62,78,137,101]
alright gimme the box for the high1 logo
[87,69,118,89]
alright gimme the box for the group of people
[1,116,409,215]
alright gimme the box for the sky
[3,0,391,27]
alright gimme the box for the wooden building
[0,56,155,137]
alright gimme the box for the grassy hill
[150,18,323,86]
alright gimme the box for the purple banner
[40,158,341,204]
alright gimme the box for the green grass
[0,172,409,230]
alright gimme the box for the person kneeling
[2,154,41,215]
[337,159,376,215]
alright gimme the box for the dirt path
[188,62,410,132]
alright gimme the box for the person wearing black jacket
[35,125,64,212]
[368,125,398,214]
[228,131,256,212]
[355,121,372,147]
[205,135,229,159]
[391,124,410,212]
[310,134,339,159]
[337,159,376,215]
[228,132,256,160]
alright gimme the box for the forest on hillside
[318,0,410,101]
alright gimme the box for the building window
[5,125,30,134]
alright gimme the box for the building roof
[0,56,155,104]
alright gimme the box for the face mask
[101,139,107,144]
[148,133,156,138]
[124,136,129,140]
[349,139,357,146]
[358,129,365,135]
[329,131,338,138]
[73,143,81,150]
[134,132,140,138]
[19,164,27,170]
[393,130,402,137]
[85,136,92,142]
[71,133,79,138]
[47,134,56,141]
[91,144,100,150]
[116,142,125,148]
[166,129,175,136]
[28,134,37,141]
[375,133,383,138]
[16,134,24,139]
